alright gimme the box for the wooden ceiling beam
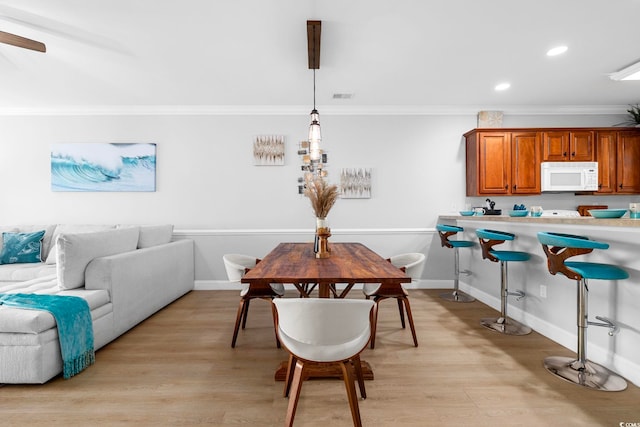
[307,20,321,69]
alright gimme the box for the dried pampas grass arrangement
[304,177,339,219]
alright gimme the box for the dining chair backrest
[388,253,426,281]
[273,298,374,360]
[223,253,258,282]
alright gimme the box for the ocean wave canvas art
[51,143,156,192]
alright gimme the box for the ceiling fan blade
[0,30,46,52]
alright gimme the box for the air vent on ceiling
[332,93,354,99]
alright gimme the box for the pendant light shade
[308,109,321,142]
[308,109,322,161]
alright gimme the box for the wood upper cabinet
[542,130,594,161]
[616,131,640,193]
[465,130,540,196]
[511,132,541,193]
[595,130,640,194]
[595,131,616,193]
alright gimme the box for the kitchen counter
[438,214,640,228]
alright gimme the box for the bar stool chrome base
[543,356,627,391]
[439,290,475,303]
[480,316,531,335]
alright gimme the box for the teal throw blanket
[0,293,95,379]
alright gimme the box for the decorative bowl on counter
[588,209,627,218]
[508,210,529,217]
[459,211,475,216]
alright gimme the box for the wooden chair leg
[370,302,379,349]
[352,355,366,399]
[241,299,251,329]
[339,360,363,427]
[285,359,306,427]
[397,298,406,328]
[270,298,281,348]
[402,296,418,347]
[231,299,246,348]
[283,354,297,397]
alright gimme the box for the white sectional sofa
[0,224,194,384]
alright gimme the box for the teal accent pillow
[0,230,46,264]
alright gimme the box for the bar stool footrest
[480,316,531,335]
[543,356,627,391]
[506,289,526,301]
[592,316,619,336]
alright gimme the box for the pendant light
[308,69,322,161]
[298,20,328,194]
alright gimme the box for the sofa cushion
[137,224,174,248]
[0,227,18,254]
[56,227,140,290]
[0,230,46,264]
[0,262,57,282]
[0,274,110,334]
[45,224,117,264]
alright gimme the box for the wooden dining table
[241,242,411,380]
[241,242,411,298]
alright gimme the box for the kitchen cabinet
[465,130,540,196]
[595,130,640,194]
[541,130,594,161]
[616,131,640,193]
[595,131,617,193]
[466,127,640,196]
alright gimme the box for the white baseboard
[457,281,640,387]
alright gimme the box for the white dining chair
[362,252,425,348]
[273,298,374,427]
[223,253,284,348]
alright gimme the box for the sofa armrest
[85,239,194,337]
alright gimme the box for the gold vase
[314,218,331,258]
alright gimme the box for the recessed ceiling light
[547,45,568,56]
[495,82,511,91]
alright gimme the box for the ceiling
[1,0,639,114]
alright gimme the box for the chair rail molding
[172,227,447,291]
[174,227,432,236]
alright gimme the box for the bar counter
[438,214,640,228]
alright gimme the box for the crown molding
[0,104,630,116]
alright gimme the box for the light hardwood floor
[1,289,639,426]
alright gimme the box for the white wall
[0,110,631,280]
[0,113,475,228]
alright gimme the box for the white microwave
[541,161,599,192]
